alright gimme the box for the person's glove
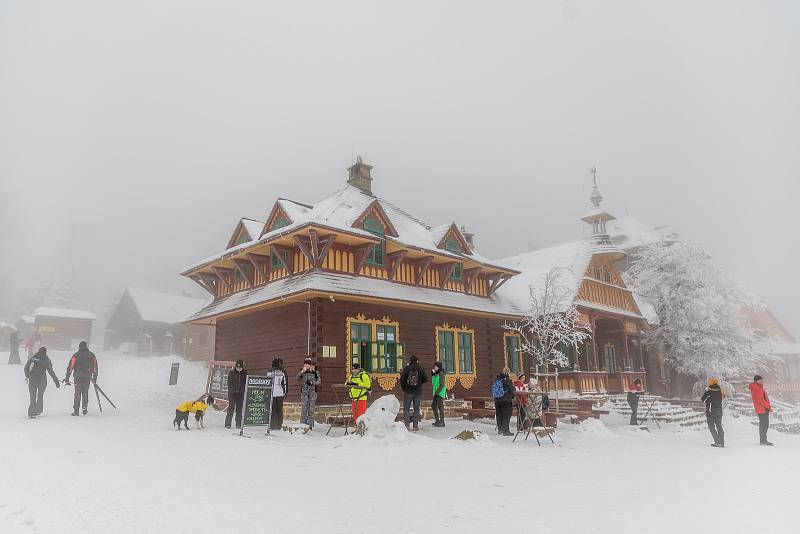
[55,381,61,389]
[25,377,29,384]
[63,378,71,386]
[92,377,97,384]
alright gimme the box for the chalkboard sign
[240,374,274,436]
[206,361,235,409]
[168,363,180,385]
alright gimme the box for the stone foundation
[281,399,468,424]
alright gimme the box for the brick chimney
[347,156,373,194]
[460,225,475,248]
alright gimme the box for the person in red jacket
[748,374,773,446]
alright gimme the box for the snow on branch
[504,268,591,371]
[625,239,773,379]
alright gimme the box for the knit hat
[708,378,719,386]
[304,357,313,364]
[753,374,763,382]
[352,362,360,370]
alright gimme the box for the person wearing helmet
[225,359,247,429]
[701,378,725,447]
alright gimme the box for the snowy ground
[1,351,797,534]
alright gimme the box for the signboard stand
[206,361,235,410]
[168,362,180,385]
[239,373,275,438]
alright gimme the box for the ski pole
[95,384,103,413]
[94,383,117,409]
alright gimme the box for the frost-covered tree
[38,272,79,309]
[505,267,591,373]
[625,240,768,380]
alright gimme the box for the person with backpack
[430,361,446,427]
[399,355,428,431]
[63,341,98,416]
[270,358,288,431]
[297,357,321,429]
[626,378,644,425]
[492,367,515,436]
[225,359,247,429]
[701,378,725,447]
[748,375,773,446]
[24,347,61,417]
[346,362,372,422]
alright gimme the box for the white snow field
[1,352,797,534]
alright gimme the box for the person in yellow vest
[346,362,372,423]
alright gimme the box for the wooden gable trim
[438,262,458,289]
[436,223,472,255]
[199,273,218,295]
[315,232,336,269]
[212,267,234,292]
[271,244,294,274]
[578,254,642,316]
[414,256,434,285]
[226,221,249,249]
[463,267,481,294]
[293,234,314,265]
[353,243,373,275]
[189,275,215,296]
[261,202,294,238]
[351,199,399,238]
[247,253,270,281]
[386,250,407,280]
[293,230,337,269]
[232,259,254,288]
[486,273,511,297]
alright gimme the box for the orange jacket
[748,382,771,415]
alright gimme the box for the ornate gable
[226,220,254,249]
[436,223,472,255]
[352,199,399,237]
[262,202,293,238]
[576,257,641,315]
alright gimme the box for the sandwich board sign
[240,373,275,437]
[168,363,180,385]
[205,361,235,409]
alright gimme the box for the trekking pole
[94,384,117,409]
[95,384,103,413]
[640,396,661,429]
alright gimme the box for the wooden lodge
[183,159,649,405]
[105,288,214,360]
[32,307,96,351]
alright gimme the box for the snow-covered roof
[0,322,17,331]
[186,270,524,322]
[607,216,679,252]
[125,288,209,324]
[19,315,34,324]
[241,218,265,241]
[33,307,96,321]
[184,185,509,273]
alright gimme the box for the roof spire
[581,166,622,258]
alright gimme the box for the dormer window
[363,217,385,267]
[235,233,250,246]
[270,217,289,232]
[445,238,463,255]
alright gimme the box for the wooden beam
[271,245,294,274]
[233,259,254,288]
[293,235,314,265]
[309,229,320,264]
[353,244,373,275]
[386,250,407,280]
[487,273,511,297]
[246,253,270,281]
[316,234,336,269]
[463,267,481,293]
[414,256,434,285]
[212,267,234,292]
[189,275,214,295]
[199,273,218,294]
[439,262,457,289]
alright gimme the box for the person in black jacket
[64,341,98,416]
[9,330,21,365]
[225,359,247,429]
[399,355,428,431]
[701,378,725,447]
[24,347,61,417]
[493,367,515,436]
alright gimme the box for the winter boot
[82,408,88,415]
[71,411,79,416]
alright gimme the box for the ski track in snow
[1,351,797,534]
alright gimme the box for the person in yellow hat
[700,378,725,447]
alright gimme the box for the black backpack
[406,367,420,389]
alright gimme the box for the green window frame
[505,335,521,374]
[270,217,289,232]
[270,249,290,270]
[349,322,372,370]
[457,332,474,373]
[560,342,574,371]
[374,324,399,373]
[363,217,385,267]
[604,344,616,375]
[445,238,462,254]
[438,331,456,374]
[234,269,244,283]
[235,233,250,246]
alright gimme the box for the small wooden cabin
[32,307,96,351]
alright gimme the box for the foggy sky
[1,1,798,335]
